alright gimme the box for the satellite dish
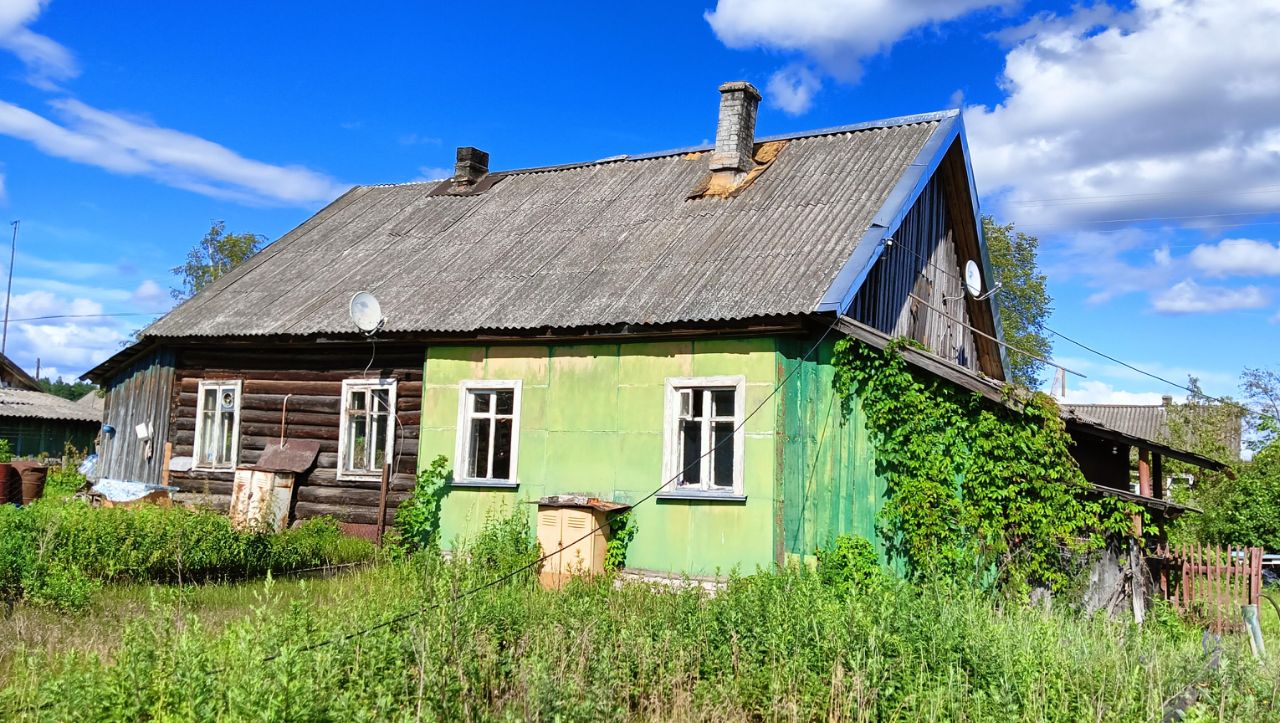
[349,291,384,334]
[963,260,983,297]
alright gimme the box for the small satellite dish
[963,260,983,297]
[349,291,384,334]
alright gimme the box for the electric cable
[885,237,1280,427]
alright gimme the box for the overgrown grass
[0,498,376,612]
[0,512,1275,721]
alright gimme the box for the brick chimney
[710,81,761,175]
[453,146,489,186]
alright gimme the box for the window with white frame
[194,380,241,469]
[455,381,521,483]
[664,376,745,494]
[338,379,397,478]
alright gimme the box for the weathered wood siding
[166,344,422,526]
[847,176,980,371]
[98,349,176,484]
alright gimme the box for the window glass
[668,382,742,494]
[461,384,519,482]
[196,382,239,468]
[341,381,396,476]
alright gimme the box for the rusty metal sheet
[251,440,320,473]
[229,468,295,532]
[533,494,631,513]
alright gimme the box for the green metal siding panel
[0,418,97,458]
[421,338,781,578]
[778,336,893,570]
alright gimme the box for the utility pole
[2,220,16,356]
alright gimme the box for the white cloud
[966,0,1280,229]
[131,279,166,308]
[0,98,347,206]
[1151,279,1268,314]
[766,64,822,115]
[0,0,77,89]
[1058,379,1166,405]
[412,166,453,183]
[1,289,127,376]
[1189,238,1280,277]
[707,0,1009,81]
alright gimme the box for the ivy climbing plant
[831,338,1143,593]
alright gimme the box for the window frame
[453,379,522,487]
[192,379,242,471]
[662,375,746,496]
[337,378,398,481]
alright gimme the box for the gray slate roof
[144,115,947,338]
[1061,404,1169,442]
[0,389,101,423]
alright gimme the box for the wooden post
[375,463,390,547]
[1152,453,1164,501]
[160,441,173,488]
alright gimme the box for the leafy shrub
[0,500,376,612]
[43,465,86,498]
[462,508,541,583]
[0,439,11,463]
[395,455,449,550]
[816,533,882,592]
[604,511,636,571]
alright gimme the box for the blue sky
[0,0,1275,406]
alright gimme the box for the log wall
[166,343,422,525]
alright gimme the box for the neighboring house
[0,354,100,456]
[1063,397,1243,462]
[84,82,1218,578]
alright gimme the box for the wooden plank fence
[1158,542,1263,632]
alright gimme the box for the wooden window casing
[193,379,242,470]
[662,376,746,495]
[338,378,397,481]
[454,380,522,486]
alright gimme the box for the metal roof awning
[1083,482,1201,516]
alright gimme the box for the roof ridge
[367,109,958,188]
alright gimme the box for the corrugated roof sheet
[1062,404,1169,442]
[0,389,102,423]
[144,116,947,339]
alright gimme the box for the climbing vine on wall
[831,338,1143,593]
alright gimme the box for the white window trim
[337,378,398,481]
[662,375,746,496]
[453,380,522,487]
[192,379,242,471]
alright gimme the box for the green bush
[394,455,449,550]
[0,500,375,612]
[816,533,882,593]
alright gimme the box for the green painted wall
[420,338,781,577]
[776,337,893,569]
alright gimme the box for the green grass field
[0,515,1276,722]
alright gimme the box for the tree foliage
[1193,441,1280,550]
[832,337,1140,593]
[1240,366,1280,452]
[37,376,97,402]
[982,216,1053,389]
[170,221,265,301]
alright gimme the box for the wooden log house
[85,81,1224,579]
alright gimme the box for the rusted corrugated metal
[140,118,944,340]
[97,349,175,484]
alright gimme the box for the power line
[885,236,1278,425]
[259,320,839,664]
[1011,185,1280,207]
[7,311,164,323]
[1044,326,1277,426]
